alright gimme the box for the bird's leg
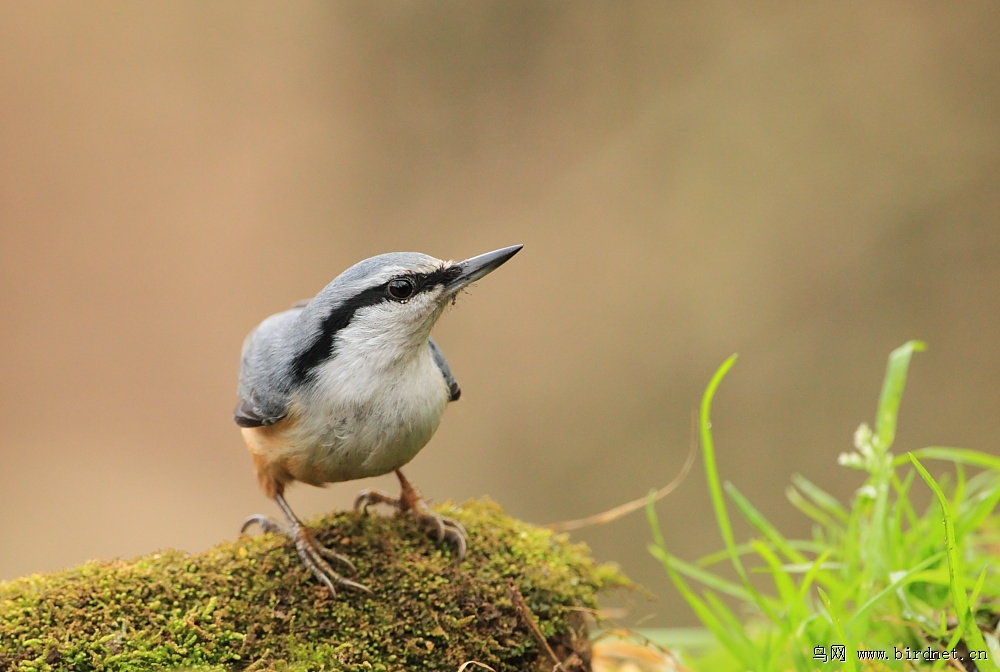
[354,469,467,559]
[241,492,371,597]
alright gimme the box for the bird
[235,244,522,596]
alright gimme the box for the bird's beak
[444,244,523,293]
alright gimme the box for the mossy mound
[0,498,626,671]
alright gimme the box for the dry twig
[546,419,697,532]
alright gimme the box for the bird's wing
[234,396,283,428]
[234,309,300,427]
[428,338,461,402]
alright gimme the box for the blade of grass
[898,447,1000,471]
[890,470,919,544]
[750,540,800,616]
[848,553,943,628]
[955,481,1000,539]
[646,495,760,669]
[700,355,741,570]
[725,482,809,566]
[874,341,925,451]
[790,474,850,524]
[859,341,925,600]
[699,355,778,622]
[649,546,756,602]
[952,463,967,522]
[970,566,988,615]
[885,471,915,571]
[699,540,833,568]
[817,587,856,672]
[697,541,779,568]
[786,486,840,532]
[793,549,833,611]
[910,454,999,672]
[701,590,760,641]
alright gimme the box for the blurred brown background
[2,2,999,627]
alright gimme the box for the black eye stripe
[290,284,385,383]
[290,265,464,384]
[419,265,463,288]
[386,266,463,297]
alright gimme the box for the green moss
[0,498,627,671]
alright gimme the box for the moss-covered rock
[0,498,625,671]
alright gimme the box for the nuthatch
[236,244,522,596]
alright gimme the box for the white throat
[286,304,451,483]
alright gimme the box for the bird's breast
[273,348,451,485]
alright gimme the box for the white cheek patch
[338,292,445,357]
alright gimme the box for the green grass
[647,341,1000,671]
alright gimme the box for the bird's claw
[423,510,468,559]
[353,488,468,560]
[241,513,287,536]
[241,514,370,596]
[413,501,467,557]
[289,523,370,596]
[353,488,385,515]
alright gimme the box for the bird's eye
[387,278,415,300]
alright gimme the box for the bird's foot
[354,483,467,560]
[241,514,371,597]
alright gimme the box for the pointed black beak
[444,244,523,293]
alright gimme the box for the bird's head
[292,245,522,379]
